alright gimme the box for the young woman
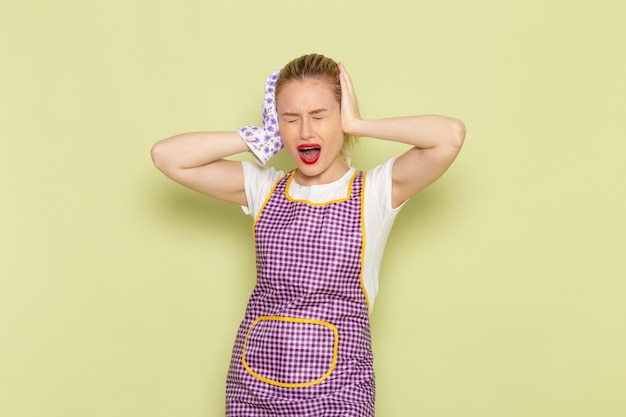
[151,53,465,416]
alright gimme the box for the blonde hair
[275,54,357,163]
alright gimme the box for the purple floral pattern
[238,69,283,165]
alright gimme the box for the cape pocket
[242,316,338,388]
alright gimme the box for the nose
[299,117,313,140]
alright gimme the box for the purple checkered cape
[226,170,375,416]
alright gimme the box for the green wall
[1,1,624,416]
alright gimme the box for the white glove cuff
[237,124,282,166]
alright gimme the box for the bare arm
[150,131,249,206]
[339,63,465,208]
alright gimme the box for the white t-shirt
[241,158,404,313]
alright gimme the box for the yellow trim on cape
[358,172,370,312]
[284,170,359,206]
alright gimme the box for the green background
[1,0,624,416]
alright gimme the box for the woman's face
[276,78,347,185]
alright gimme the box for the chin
[296,163,328,180]
[296,164,321,176]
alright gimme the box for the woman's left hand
[338,62,362,135]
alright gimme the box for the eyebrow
[280,108,329,117]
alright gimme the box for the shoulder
[364,157,404,215]
[365,157,397,191]
[242,161,284,185]
[241,161,285,216]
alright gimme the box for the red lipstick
[297,144,321,164]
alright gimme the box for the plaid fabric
[226,170,375,416]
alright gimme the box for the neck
[294,161,350,186]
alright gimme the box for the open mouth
[297,144,321,164]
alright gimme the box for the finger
[337,63,361,124]
[338,62,354,95]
